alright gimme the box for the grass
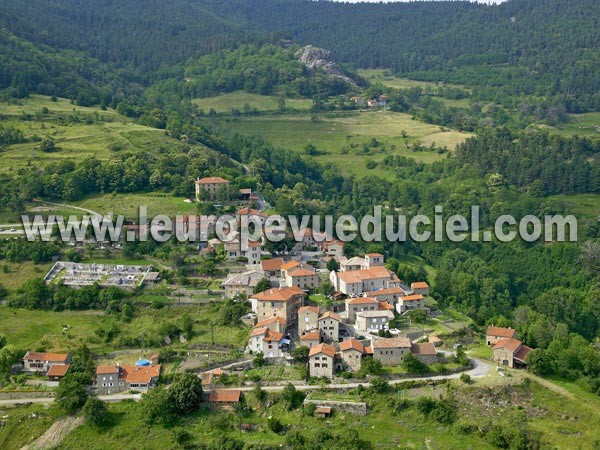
[213,110,471,178]
[193,91,312,113]
[0,261,54,290]
[546,193,600,219]
[358,69,445,90]
[0,404,61,450]
[548,112,600,138]
[70,193,198,218]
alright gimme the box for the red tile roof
[196,176,229,185]
[254,317,287,328]
[411,281,430,289]
[209,389,241,403]
[346,297,378,305]
[300,331,321,341]
[281,260,301,271]
[261,258,284,272]
[288,267,317,277]
[340,339,364,353]
[252,286,303,302]
[411,343,437,356]
[309,343,336,358]
[487,326,517,339]
[493,338,522,353]
[263,329,283,342]
[367,287,406,297]
[337,266,394,284]
[319,311,341,321]
[47,364,70,377]
[378,301,395,311]
[371,337,411,349]
[298,306,319,315]
[400,294,424,302]
[514,345,532,362]
[24,352,70,363]
[96,365,119,375]
[121,365,161,384]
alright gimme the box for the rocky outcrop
[296,45,357,86]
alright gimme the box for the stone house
[309,343,336,378]
[339,338,365,372]
[396,294,426,314]
[299,331,321,348]
[411,281,430,296]
[365,286,407,305]
[251,286,304,324]
[195,176,229,201]
[322,240,345,260]
[284,264,320,291]
[492,338,532,369]
[22,352,71,374]
[221,269,264,298]
[209,389,242,411]
[370,337,412,366]
[345,296,378,322]
[411,343,437,365]
[248,327,284,358]
[318,311,341,342]
[95,363,161,395]
[260,258,284,278]
[331,266,400,296]
[486,326,517,346]
[254,316,287,333]
[355,310,394,333]
[298,305,320,336]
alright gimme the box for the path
[21,415,83,450]
[31,199,102,217]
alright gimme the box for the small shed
[315,406,332,418]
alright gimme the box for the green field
[71,193,198,218]
[546,193,600,219]
[550,112,600,138]
[358,69,444,90]
[214,111,471,178]
[193,91,313,113]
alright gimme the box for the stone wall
[303,395,368,416]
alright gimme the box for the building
[345,296,378,322]
[411,281,430,296]
[195,176,229,201]
[47,364,70,383]
[22,352,71,374]
[370,337,412,366]
[364,253,384,267]
[492,338,532,369]
[411,343,437,365]
[209,389,242,410]
[355,310,394,333]
[366,286,407,305]
[309,343,336,378]
[486,326,518,346]
[224,240,263,265]
[284,264,320,291]
[260,258,284,277]
[95,363,161,395]
[298,305,320,336]
[254,317,287,333]
[299,331,321,348]
[318,311,341,342]
[251,286,305,324]
[315,406,332,418]
[331,266,400,296]
[221,269,264,298]
[248,327,284,358]
[340,256,365,272]
[339,338,365,372]
[396,294,426,315]
[322,240,345,259]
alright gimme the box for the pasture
[193,91,312,113]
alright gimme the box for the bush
[460,373,471,384]
[268,416,284,433]
[82,397,110,426]
[167,372,203,415]
[56,377,88,413]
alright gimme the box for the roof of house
[221,270,263,287]
[411,343,437,356]
[366,287,406,297]
[209,389,241,403]
[319,311,341,321]
[366,253,383,257]
[300,331,321,341]
[411,281,430,289]
[288,267,317,277]
[254,317,287,328]
[196,176,229,185]
[24,352,70,363]
[261,258,284,272]
[356,310,394,319]
[429,336,442,344]
[346,296,378,305]
[336,266,394,284]
[120,365,161,384]
[493,338,522,353]
[250,326,269,337]
[371,337,411,349]
[400,294,424,302]
[47,364,70,377]
[514,345,533,362]
[96,365,119,375]
[237,207,262,216]
[315,406,331,414]
[342,256,365,267]
[252,286,304,302]
[309,343,336,358]
[298,306,319,315]
[339,339,364,353]
[378,301,395,311]
[487,326,517,339]
[263,329,283,342]
[281,260,301,271]
[324,240,345,247]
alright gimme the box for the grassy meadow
[70,193,198,218]
[193,91,312,113]
[549,112,600,138]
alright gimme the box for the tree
[56,377,88,413]
[526,348,554,376]
[321,280,335,297]
[254,278,272,294]
[281,382,304,410]
[253,383,267,404]
[253,352,265,368]
[369,376,389,393]
[69,345,96,384]
[140,386,173,425]
[82,397,110,426]
[40,137,57,152]
[0,335,6,349]
[358,357,383,377]
[180,313,194,339]
[167,372,203,415]
[402,353,430,375]
[292,346,310,364]
[326,258,339,272]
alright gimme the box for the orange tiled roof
[367,287,406,297]
[378,301,395,311]
[24,352,69,363]
[300,331,321,341]
[298,306,319,314]
[366,253,383,257]
[254,317,287,328]
[120,365,161,384]
[493,338,522,353]
[196,176,229,185]
[288,267,317,277]
[281,260,301,271]
[319,311,341,321]
[411,343,437,356]
[263,329,283,342]
[514,345,532,362]
[400,294,424,302]
[252,286,303,302]
[96,365,119,375]
[346,296,378,305]
[250,326,269,337]
[261,258,284,272]
[337,266,394,284]
[47,364,70,377]
[371,337,411,349]
[487,326,517,339]
[309,343,336,358]
[411,281,430,289]
[324,240,345,247]
[340,339,364,353]
[209,389,241,402]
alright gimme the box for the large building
[298,305,320,336]
[195,176,230,201]
[330,266,400,296]
[318,311,341,342]
[492,338,532,369]
[22,352,71,374]
[345,296,378,322]
[369,337,412,366]
[251,286,305,324]
[309,343,336,378]
[95,363,161,395]
[355,310,394,333]
[486,326,518,346]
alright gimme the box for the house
[248,327,284,358]
[322,240,345,259]
[364,253,384,267]
[221,269,264,298]
[254,316,287,333]
[345,296,378,322]
[95,363,161,395]
[237,207,267,226]
[396,294,426,315]
[377,95,388,107]
[251,286,304,323]
[366,286,407,305]
[318,311,341,342]
[309,343,336,378]
[339,338,365,372]
[315,406,332,418]
[201,368,229,386]
[47,364,70,383]
[195,176,229,201]
[411,343,437,365]
[492,338,532,369]
[486,326,517,346]
[209,389,242,410]
[298,305,320,335]
[370,337,412,366]
[340,256,365,272]
[293,228,318,250]
[283,264,320,291]
[260,258,284,278]
[350,96,365,106]
[224,240,263,265]
[411,281,430,296]
[331,266,400,296]
[355,310,394,333]
[299,331,321,348]
[367,99,378,108]
[22,352,71,374]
